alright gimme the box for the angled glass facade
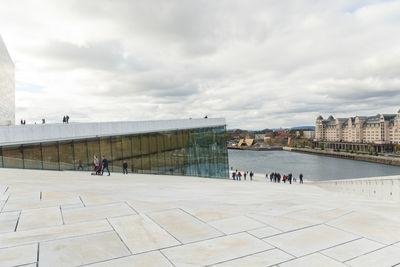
[0,35,15,125]
[0,126,229,179]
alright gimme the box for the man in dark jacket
[102,155,110,176]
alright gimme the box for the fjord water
[228,149,400,181]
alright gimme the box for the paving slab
[321,238,385,262]
[17,206,63,231]
[109,214,180,254]
[128,200,174,214]
[247,226,282,238]
[345,245,400,267]
[87,251,173,267]
[328,211,400,244]
[208,215,266,235]
[279,253,346,267]
[213,248,294,267]
[162,232,273,266]
[62,202,136,224]
[0,211,19,233]
[0,243,37,267]
[264,224,359,257]
[248,213,317,232]
[147,209,223,243]
[0,220,112,248]
[39,231,130,267]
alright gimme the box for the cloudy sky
[1,0,400,129]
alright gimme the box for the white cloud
[0,0,399,128]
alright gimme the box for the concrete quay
[0,169,400,266]
[284,147,400,166]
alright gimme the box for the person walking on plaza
[270,172,274,182]
[238,171,242,180]
[102,155,110,176]
[277,173,281,183]
[244,172,247,180]
[288,173,292,184]
[63,116,66,124]
[66,115,70,123]
[122,160,128,174]
[93,155,99,172]
[283,174,287,183]
[299,173,303,184]
[250,171,253,181]
[232,171,236,180]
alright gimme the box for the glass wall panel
[100,137,112,170]
[2,147,23,169]
[0,125,229,178]
[149,135,158,174]
[59,142,74,170]
[87,139,100,171]
[23,144,42,169]
[140,135,150,173]
[156,134,165,173]
[111,136,123,172]
[73,141,88,171]
[42,143,59,170]
[121,136,132,173]
[132,136,141,173]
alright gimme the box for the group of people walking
[266,172,303,184]
[231,170,254,181]
[92,155,130,176]
[93,155,110,176]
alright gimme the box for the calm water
[228,150,400,181]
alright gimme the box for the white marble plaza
[0,168,399,266]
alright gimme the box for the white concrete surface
[0,168,399,266]
[0,118,225,146]
[315,175,400,201]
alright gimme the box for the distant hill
[290,126,315,130]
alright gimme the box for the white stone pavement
[0,168,399,267]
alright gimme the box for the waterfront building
[315,109,400,152]
[295,130,315,140]
[0,119,229,178]
[0,35,15,125]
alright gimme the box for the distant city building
[315,109,400,144]
[296,130,315,140]
[254,134,266,140]
[0,35,15,125]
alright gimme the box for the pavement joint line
[262,222,324,237]
[0,229,115,250]
[59,205,65,225]
[323,222,389,246]
[3,186,8,194]
[159,249,176,267]
[176,207,227,236]
[0,194,10,212]
[260,238,298,259]
[14,210,22,232]
[36,242,40,267]
[123,201,139,214]
[4,201,83,213]
[245,214,285,232]
[105,218,133,255]
[40,192,42,201]
[145,213,183,245]
[205,248,276,267]
[323,210,356,224]
[79,196,86,207]
[342,243,400,264]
